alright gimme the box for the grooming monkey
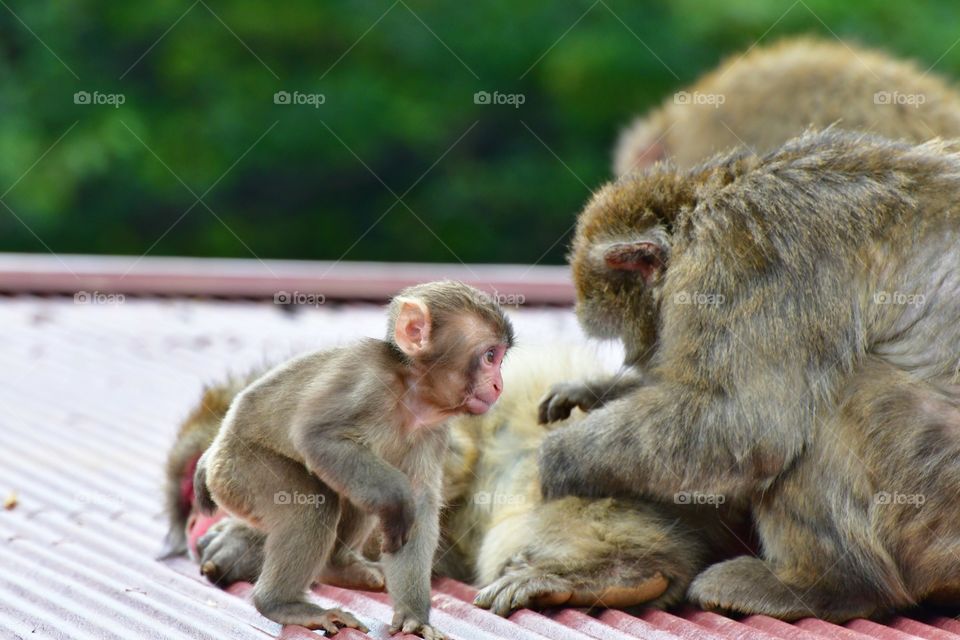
[539,129,960,620]
[614,38,960,175]
[194,281,513,637]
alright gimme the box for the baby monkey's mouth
[464,396,494,415]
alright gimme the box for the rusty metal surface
[0,294,958,640]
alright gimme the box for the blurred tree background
[1,0,960,265]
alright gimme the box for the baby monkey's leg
[320,501,385,591]
[243,458,367,633]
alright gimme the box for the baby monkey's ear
[602,240,667,285]
[393,297,432,356]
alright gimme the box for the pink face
[464,344,508,414]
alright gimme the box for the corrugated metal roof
[1,293,958,639]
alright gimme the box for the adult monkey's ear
[393,297,432,356]
[603,240,667,285]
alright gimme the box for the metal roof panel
[0,292,958,640]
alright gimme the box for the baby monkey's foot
[256,600,368,635]
[389,612,446,640]
[319,553,385,591]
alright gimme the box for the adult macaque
[614,38,960,175]
[194,280,513,637]
[539,129,960,620]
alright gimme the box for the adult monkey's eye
[484,348,496,364]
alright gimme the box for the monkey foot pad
[3,294,959,639]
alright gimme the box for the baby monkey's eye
[484,348,496,364]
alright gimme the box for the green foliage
[1,0,959,264]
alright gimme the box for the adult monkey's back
[614,37,960,175]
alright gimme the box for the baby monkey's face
[429,314,510,417]
[389,280,514,422]
[462,342,508,414]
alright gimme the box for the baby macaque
[194,280,514,638]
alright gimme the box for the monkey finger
[195,517,233,561]
[537,395,553,424]
[312,610,367,634]
[472,585,496,610]
[546,395,575,423]
[391,617,445,640]
[489,581,525,616]
[333,611,368,633]
[195,529,219,557]
[421,626,447,640]
[317,619,339,636]
[530,590,573,608]
[200,560,219,580]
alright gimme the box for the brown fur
[541,129,960,620]
[614,38,960,175]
